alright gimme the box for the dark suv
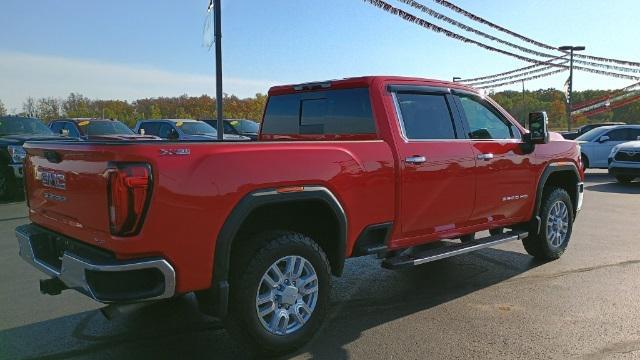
[0,116,66,199]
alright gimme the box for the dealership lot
[1,170,639,360]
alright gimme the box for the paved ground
[1,170,639,360]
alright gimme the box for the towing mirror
[598,135,610,143]
[527,111,549,144]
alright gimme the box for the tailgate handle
[44,151,62,163]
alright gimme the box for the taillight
[107,163,153,236]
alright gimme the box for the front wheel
[522,187,574,260]
[226,232,331,355]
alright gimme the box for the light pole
[559,45,585,132]
[521,79,526,125]
[452,76,461,82]
[214,0,224,140]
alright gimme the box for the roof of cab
[268,76,478,96]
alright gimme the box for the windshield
[239,120,259,133]
[78,120,135,136]
[0,117,53,136]
[179,121,217,136]
[576,127,610,142]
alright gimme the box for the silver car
[577,125,640,169]
[608,140,640,183]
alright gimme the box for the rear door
[593,128,633,167]
[391,88,476,238]
[453,92,533,224]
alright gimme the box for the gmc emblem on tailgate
[39,169,66,190]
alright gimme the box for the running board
[382,230,528,270]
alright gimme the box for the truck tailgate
[24,142,144,243]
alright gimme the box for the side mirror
[527,111,549,144]
[139,128,146,136]
[598,135,610,143]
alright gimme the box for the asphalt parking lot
[1,170,639,360]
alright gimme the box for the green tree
[149,104,162,119]
[63,93,92,118]
[0,100,6,116]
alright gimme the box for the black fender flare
[204,185,347,318]
[531,162,581,232]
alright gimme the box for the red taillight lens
[108,163,152,236]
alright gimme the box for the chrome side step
[382,230,528,270]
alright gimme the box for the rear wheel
[522,187,574,260]
[616,175,634,183]
[226,232,331,355]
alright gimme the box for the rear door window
[262,88,375,135]
[395,93,457,140]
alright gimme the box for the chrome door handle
[477,153,494,161]
[405,156,427,164]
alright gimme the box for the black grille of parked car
[615,150,640,162]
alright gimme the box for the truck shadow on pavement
[0,247,541,360]
[584,173,640,194]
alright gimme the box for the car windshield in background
[78,121,135,136]
[576,127,609,142]
[0,117,53,136]
[179,122,217,136]
[240,120,259,133]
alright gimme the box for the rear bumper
[16,224,175,303]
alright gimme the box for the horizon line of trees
[1,88,639,129]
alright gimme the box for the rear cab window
[261,88,376,139]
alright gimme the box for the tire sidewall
[231,233,330,353]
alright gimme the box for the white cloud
[0,51,275,112]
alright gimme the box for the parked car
[608,140,640,183]
[577,125,640,169]
[561,122,626,140]
[16,76,584,354]
[133,119,250,141]
[50,118,159,140]
[202,119,260,140]
[0,116,70,199]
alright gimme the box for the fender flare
[534,162,581,219]
[205,186,347,317]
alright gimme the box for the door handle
[405,155,427,164]
[477,153,494,161]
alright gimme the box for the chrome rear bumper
[16,224,175,303]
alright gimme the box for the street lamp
[559,45,586,132]
[452,77,462,82]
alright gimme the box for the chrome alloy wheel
[546,200,569,247]
[255,255,319,335]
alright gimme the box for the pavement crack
[504,259,640,284]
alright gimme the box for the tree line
[2,88,639,129]
[490,88,640,130]
[6,93,267,127]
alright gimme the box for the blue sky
[1,0,638,111]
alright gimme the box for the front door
[392,90,476,239]
[453,93,534,224]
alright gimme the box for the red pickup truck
[16,76,584,353]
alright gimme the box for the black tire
[226,232,331,355]
[522,187,574,260]
[489,228,505,236]
[0,167,17,201]
[460,233,475,243]
[616,175,634,183]
[581,154,589,170]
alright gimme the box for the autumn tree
[0,100,6,116]
[36,97,62,121]
[63,93,92,118]
[22,97,37,117]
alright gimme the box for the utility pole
[214,0,224,140]
[559,45,585,132]
[521,79,526,125]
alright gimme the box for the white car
[608,140,640,183]
[577,125,640,169]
